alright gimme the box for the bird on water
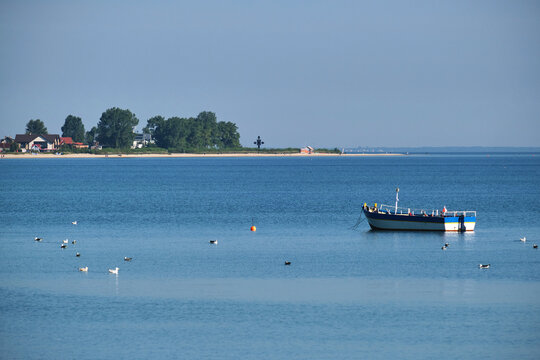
[108,267,119,275]
[479,264,490,269]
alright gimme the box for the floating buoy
[250,226,256,232]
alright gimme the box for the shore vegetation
[7,107,341,155]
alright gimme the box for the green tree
[61,115,85,142]
[25,119,48,135]
[151,112,241,151]
[154,117,190,150]
[196,111,218,148]
[85,126,98,145]
[143,115,165,136]
[217,121,241,148]
[9,142,20,152]
[96,108,139,148]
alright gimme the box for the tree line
[22,108,241,150]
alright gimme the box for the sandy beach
[1,152,403,159]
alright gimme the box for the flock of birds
[39,222,537,272]
[34,221,132,274]
[441,236,537,270]
[34,223,293,274]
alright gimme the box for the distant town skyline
[1,0,539,148]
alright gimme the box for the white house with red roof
[15,134,61,151]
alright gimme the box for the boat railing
[376,204,476,217]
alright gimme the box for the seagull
[534,244,538,249]
[61,244,67,249]
[520,237,526,242]
[72,221,77,225]
[79,266,88,272]
[284,261,291,265]
[124,257,132,261]
[108,267,119,275]
[34,237,43,242]
[76,252,80,257]
[479,264,490,269]
[62,239,68,244]
[209,240,218,245]
[71,240,76,244]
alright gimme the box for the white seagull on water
[108,267,119,275]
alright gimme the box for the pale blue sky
[1,0,539,147]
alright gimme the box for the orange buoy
[250,226,256,232]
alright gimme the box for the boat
[363,188,476,232]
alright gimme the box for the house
[73,142,88,149]
[0,136,14,152]
[60,137,88,149]
[300,146,314,154]
[60,137,74,146]
[15,134,61,151]
[132,133,153,149]
[1,136,14,144]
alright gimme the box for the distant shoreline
[0,152,403,159]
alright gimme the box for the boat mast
[395,187,399,214]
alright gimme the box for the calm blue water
[1,155,540,359]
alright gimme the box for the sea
[1,154,539,359]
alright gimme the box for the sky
[0,0,539,148]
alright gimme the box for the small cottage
[300,146,314,154]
